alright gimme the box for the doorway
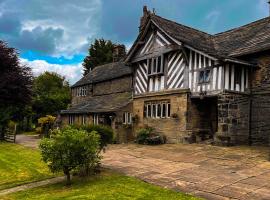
[188,97,218,141]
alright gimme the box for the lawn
[2,170,201,200]
[0,142,56,190]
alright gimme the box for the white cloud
[20,58,83,85]
[1,0,102,57]
[257,0,269,16]
[204,10,221,33]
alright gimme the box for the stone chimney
[113,44,126,62]
[139,6,151,32]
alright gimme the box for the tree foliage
[82,39,114,75]
[32,72,71,118]
[39,127,101,185]
[0,41,32,137]
[74,124,114,151]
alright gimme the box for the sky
[0,0,269,84]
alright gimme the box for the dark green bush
[136,127,166,145]
[71,124,114,150]
[39,127,100,185]
[136,127,153,144]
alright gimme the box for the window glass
[157,57,161,72]
[143,105,147,117]
[199,70,211,83]
[153,59,157,73]
[152,104,156,118]
[162,104,166,118]
[123,113,126,124]
[167,103,171,118]
[204,70,211,82]
[157,104,161,118]
[199,71,205,83]
[147,104,151,117]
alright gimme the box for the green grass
[2,170,201,200]
[0,142,56,190]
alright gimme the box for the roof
[72,62,132,88]
[150,15,217,57]
[127,14,270,62]
[61,92,132,114]
[214,17,270,57]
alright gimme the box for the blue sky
[0,0,269,84]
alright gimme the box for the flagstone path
[102,144,270,200]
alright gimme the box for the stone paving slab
[102,144,270,200]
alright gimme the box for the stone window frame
[76,86,87,97]
[144,100,170,119]
[123,112,132,124]
[69,115,75,125]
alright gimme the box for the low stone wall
[215,92,250,146]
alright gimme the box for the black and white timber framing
[131,16,251,96]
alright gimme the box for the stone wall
[186,97,218,142]
[250,51,270,145]
[133,90,189,143]
[215,92,250,146]
[71,76,132,105]
[114,103,134,143]
[71,84,93,105]
[93,76,132,96]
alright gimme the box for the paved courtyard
[103,144,270,200]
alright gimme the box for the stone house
[62,6,270,146]
[61,46,134,143]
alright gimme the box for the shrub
[72,124,114,151]
[38,115,56,136]
[39,127,100,185]
[136,127,166,145]
[35,127,42,135]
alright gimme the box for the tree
[39,127,101,185]
[82,39,114,75]
[0,41,32,138]
[32,72,71,118]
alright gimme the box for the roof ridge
[214,16,270,36]
[151,14,213,37]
